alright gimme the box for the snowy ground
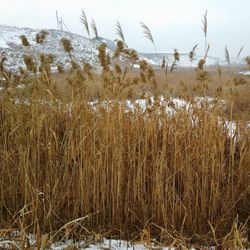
[51,239,174,250]
[239,70,250,76]
[0,237,196,250]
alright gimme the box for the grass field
[0,35,250,249]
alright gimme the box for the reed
[61,38,73,58]
[0,11,249,249]
[35,31,48,44]
[19,35,30,46]
[237,46,244,58]
[140,22,158,60]
[80,9,90,38]
[0,84,249,248]
[225,46,230,66]
[245,56,250,69]
[116,21,126,44]
[189,44,198,67]
[202,10,208,56]
[91,19,99,39]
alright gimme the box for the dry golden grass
[0,39,250,249]
[0,90,249,247]
[52,67,250,120]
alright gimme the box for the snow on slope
[0,25,246,73]
[0,25,109,72]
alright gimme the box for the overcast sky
[0,0,249,58]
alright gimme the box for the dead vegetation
[35,31,49,44]
[0,12,250,249]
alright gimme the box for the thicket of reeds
[0,89,249,247]
[0,14,250,249]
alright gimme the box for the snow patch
[239,70,250,76]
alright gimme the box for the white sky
[0,0,249,58]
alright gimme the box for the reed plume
[116,21,125,44]
[23,54,36,73]
[225,46,230,66]
[91,19,99,39]
[245,56,250,69]
[202,10,208,56]
[237,46,244,58]
[0,52,7,72]
[173,49,180,62]
[189,44,198,66]
[161,56,166,69]
[140,22,158,59]
[169,49,180,73]
[61,38,73,58]
[19,35,30,46]
[57,63,64,73]
[80,9,90,38]
[36,31,48,44]
[170,60,177,73]
[197,44,210,71]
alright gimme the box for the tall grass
[0,15,250,249]
[0,63,250,249]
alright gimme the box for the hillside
[0,25,107,72]
[0,25,247,73]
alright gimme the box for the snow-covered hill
[0,25,246,73]
[0,25,110,72]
